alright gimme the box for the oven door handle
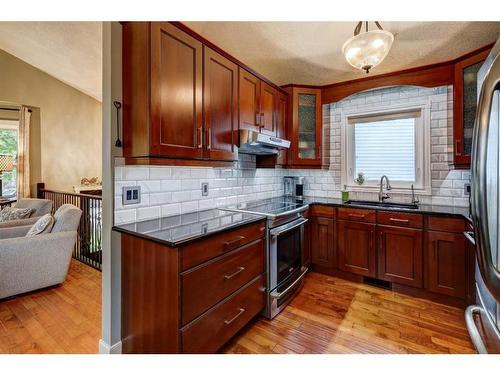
[269,218,308,237]
[273,205,309,218]
[270,267,309,300]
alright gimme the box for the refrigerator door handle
[465,305,489,354]
[471,49,500,302]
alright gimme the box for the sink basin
[344,200,419,210]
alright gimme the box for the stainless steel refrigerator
[467,36,500,353]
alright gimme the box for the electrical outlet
[122,186,141,205]
[464,183,471,196]
[202,182,209,196]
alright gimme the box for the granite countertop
[303,196,471,219]
[113,209,266,247]
[113,196,471,247]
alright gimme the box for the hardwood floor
[0,261,474,354]
[223,272,476,354]
[0,260,101,354]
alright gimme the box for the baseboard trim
[99,339,122,354]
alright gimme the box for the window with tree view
[0,119,18,198]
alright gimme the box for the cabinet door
[310,216,335,269]
[276,91,288,165]
[203,47,238,161]
[150,22,203,158]
[427,231,466,298]
[377,226,423,287]
[291,87,322,166]
[453,49,489,168]
[338,221,376,277]
[239,69,260,132]
[259,82,276,135]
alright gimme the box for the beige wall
[0,48,102,193]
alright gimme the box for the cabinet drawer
[310,204,335,218]
[427,215,465,233]
[181,239,265,325]
[181,221,265,270]
[377,211,423,229]
[338,207,376,223]
[181,275,266,353]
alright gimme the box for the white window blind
[351,111,420,183]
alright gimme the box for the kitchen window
[344,108,429,192]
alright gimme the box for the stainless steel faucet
[378,175,392,202]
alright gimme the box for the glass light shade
[342,29,394,73]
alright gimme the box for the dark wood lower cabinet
[310,216,335,269]
[427,231,467,298]
[120,220,266,353]
[377,226,423,288]
[337,220,376,277]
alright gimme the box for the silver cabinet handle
[389,218,410,223]
[223,266,245,280]
[270,267,308,300]
[197,127,203,148]
[471,49,500,301]
[224,308,245,325]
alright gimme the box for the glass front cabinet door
[453,48,490,168]
[290,87,322,166]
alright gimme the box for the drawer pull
[348,214,365,219]
[223,236,245,250]
[389,218,410,224]
[223,266,245,280]
[224,308,245,325]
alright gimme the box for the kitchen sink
[344,200,419,210]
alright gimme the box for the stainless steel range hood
[238,129,291,155]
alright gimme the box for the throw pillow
[0,207,34,222]
[26,214,54,236]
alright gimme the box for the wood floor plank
[1,262,474,354]
[0,260,101,354]
[223,272,476,354]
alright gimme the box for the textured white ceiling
[185,21,500,86]
[0,22,102,101]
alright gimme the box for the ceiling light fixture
[342,21,394,74]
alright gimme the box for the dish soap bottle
[341,185,349,203]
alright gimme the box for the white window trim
[340,100,432,195]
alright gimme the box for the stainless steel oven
[267,216,309,319]
[219,196,310,319]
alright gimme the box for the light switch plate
[202,182,209,196]
[122,186,141,205]
[464,183,471,196]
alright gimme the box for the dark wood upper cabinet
[288,87,322,167]
[150,22,203,159]
[427,230,466,299]
[310,216,336,269]
[377,226,423,288]
[123,22,286,166]
[453,48,490,168]
[259,81,276,135]
[337,220,376,277]
[239,69,261,132]
[203,47,238,161]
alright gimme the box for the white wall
[0,48,102,192]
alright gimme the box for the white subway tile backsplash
[114,85,470,225]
